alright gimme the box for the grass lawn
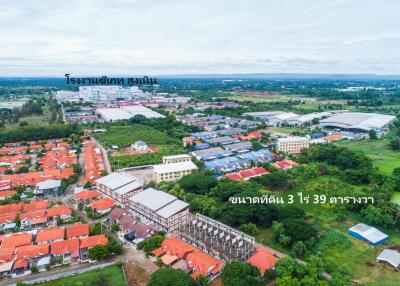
[335,139,400,175]
[34,265,126,286]
[268,126,298,135]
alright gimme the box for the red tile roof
[51,238,79,256]
[225,167,269,181]
[65,223,89,238]
[36,227,65,243]
[187,250,224,279]
[155,236,196,259]
[1,233,32,248]
[46,205,72,218]
[79,235,108,249]
[23,200,48,212]
[12,258,28,270]
[272,159,299,170]
[0,190,16,198]
[75,190,101,201]
[246,248,277,276]
[89,198,115,212]
[16,243,49,260]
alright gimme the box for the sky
[0,0,400,76]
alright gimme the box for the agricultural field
[96,124,186,169]
[335,139,400,176]
[34,265,126,286]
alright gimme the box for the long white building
[128,188,189,231]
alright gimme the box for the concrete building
[276,137,310,153]
[153,161,198,183]
[128,188,189,231]
[162,154,192,164]
[35,180,61,198]
[79,86,140,102]
[95,172,143,205]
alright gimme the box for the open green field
[4,106,50,130]
[335,139,400,175]
[226,92,313,103]
[34,265,126,286]
[268,126,298,135]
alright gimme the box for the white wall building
[128,188,189,231]
[276,136,310,153]
[153,161,198,183]
[79,86,140,102]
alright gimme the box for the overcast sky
[1,0,399,76]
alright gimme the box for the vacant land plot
[96,124,186,169]
[4,106,50,130]
[34,265,126,286]
[227,92,313,103]
[335,139,400,175]
[123,262,151,286]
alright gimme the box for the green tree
[239,223,259,236]
[147,267,195,286]
[221,260,262,286]
[179,173,217,195]
[89,244,110,261]
[368,129,378,140]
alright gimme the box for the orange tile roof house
[186,250,224,279]
[152,236,196,259]
[246,248,277,276]
[88,197,115,214]
[65,223,89,239]
[225,167,269,181]
[0,190,17,200]
[50,238,80,264]
[74,190,101,203]
[20,210,47,230]
[46,205,72,220]
[36,227,65,244]
[1,233,32,249]
[79,234,108,262]
[23,200,48,213]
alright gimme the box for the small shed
[377,249,400,268]
[131,141,148,151]
[348,223,389,246]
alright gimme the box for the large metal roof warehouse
[319,112,396,132]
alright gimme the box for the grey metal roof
[96,172,137,190]
[320,112,396,130]
[377,249,400,267]
[115,180,143,195]
[129,188,188,218]
[155,200,189,219]
[36,179,61,190]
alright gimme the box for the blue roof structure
[204,149,273,171]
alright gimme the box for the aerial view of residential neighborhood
[0,1,399,286]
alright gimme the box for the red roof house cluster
[152,236,224,279]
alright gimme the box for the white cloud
[0,0,399,75]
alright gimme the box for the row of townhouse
[0,225,107,277]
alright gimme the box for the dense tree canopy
[147,268,195,286]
